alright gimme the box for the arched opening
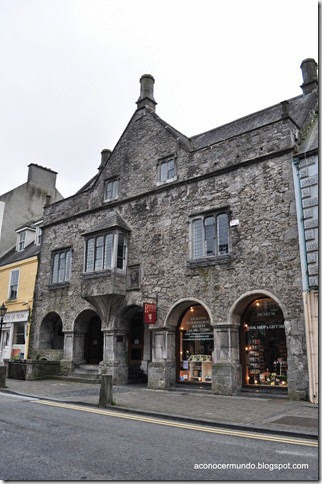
[127,307,147,383]
[240,297,287,390]
[176,304,213,385]
[73,310,103,365]
[39,312,64,349]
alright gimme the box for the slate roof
[190,92,317,150]
[296,115,318,156]
[0,242,40,267]
[81,210,132,236]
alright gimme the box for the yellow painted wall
[0,256,38,312]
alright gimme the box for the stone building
[291,62,318,404]
[0,163,62,258]
[29,59,318,400]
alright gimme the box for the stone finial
[136,74,157,111]
[300,58,318,95]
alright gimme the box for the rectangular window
[85,232,126,272]
[14,322,25,345]
[159,158,176,183]
[191,212,229,259]
[18,232,26,251]
[52,249,72,284]
[104,178,119,201]
[9,269,19,300]
[35,226,42,245]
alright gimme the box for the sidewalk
[0,378,318,439]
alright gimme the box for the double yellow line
[34,400,318,448]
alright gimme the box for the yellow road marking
[34,400,318,448]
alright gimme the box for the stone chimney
[136,74,157,111]
[98,149,112,170]
[300,58,318,95]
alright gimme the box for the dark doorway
[128,309,147,383]
[84,315,103,364]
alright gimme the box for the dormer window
[35,226,42,245]
[17,232,26,251]
[104,178,119,202]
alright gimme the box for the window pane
[104,234,113,269]
[52,254,59,283]
[14,322,25,344]
[105,181,112,199]
[65,250,71,281]
[167,159,174,179]
[160,161,168,182]
[94,236,104,270]
[86,239,95,272]
[117,234,126,269]
[204,216,216,256]
[192,219,204,259]
[9,270,19,299]
[58,252,66,282]
[217,213,229,254]
[112,179,119,199]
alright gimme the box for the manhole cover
[271,416,318,428]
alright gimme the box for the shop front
[0,310,29,360]
[240,297,288,389]
[177,304,213,385]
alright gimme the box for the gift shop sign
[3,310,29,323]
[143,303,157,324]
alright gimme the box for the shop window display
[177,305,213,384]
[241,298,287,388]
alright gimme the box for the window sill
[103,197,119,203]
[156,176,178,187]
[187,254,231,268]
[81,269,112,280]
[48,282,70,290]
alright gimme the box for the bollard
[0,365,7,388]
[99,374,113,407]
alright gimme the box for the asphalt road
[0,393,318,481]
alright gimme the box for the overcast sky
[0,0,318,198]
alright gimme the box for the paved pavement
[0,378,318,438]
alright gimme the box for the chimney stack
[136,74,157,111]
[300,58,318,95]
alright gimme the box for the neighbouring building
[29,59,318,400]
[292,60,318,404]
[0,220,43,361]
[0,163,63,258]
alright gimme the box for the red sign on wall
[143,303,157,324]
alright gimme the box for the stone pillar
[60,331,74,375]
[148,328,176,389]
[100,329,128,384]
[212,323,242,395]
[284,319,308,400]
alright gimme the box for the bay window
[85,231,127,272]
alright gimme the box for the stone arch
[229,289,287,326]
[165,298,214,329]
[39,312,64,350]
[73,309,103,365]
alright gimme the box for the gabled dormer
[15,223,36,252]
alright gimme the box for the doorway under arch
[73,310,103,365]
[176,304,213,385]
[240,296,288,389]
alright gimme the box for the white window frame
[84,230,127,273]
[8,269,20,300]
[157,157,177,185]
[17,232,26,252]
[189,212,229,260]
[104,178,119,202]
[51,248,72,284]
[35,226,42,245]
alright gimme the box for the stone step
[74,365,100,375]
[55,374,101,384]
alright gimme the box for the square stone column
[148,328,176,389]
[60,331,75,374]
[212,324,242,395]
[100,329,128,384]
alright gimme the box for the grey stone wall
[30,106,309,398]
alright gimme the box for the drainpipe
[292,158,309,291]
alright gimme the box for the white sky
[0,0,318,198]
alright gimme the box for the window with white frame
[9,269,19,300]
[52,249,72,284]
[104,178,119,202]
[85,232,127,272]
[17,232,26,251]
[35,226,42,245]
[191,212,229,259]
[159,158,176,183]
